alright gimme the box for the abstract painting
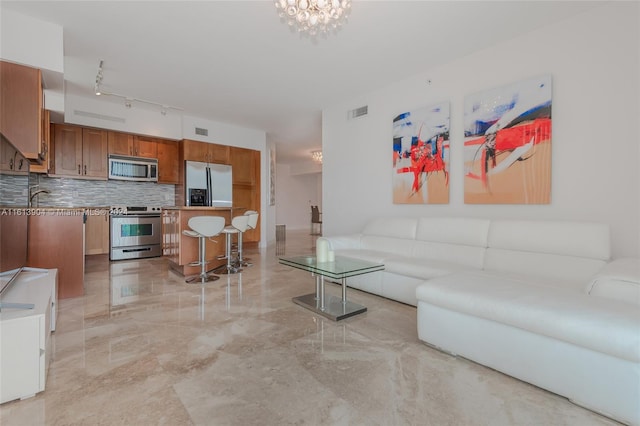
[464,75,552,204]
[392,102,450,204]
[269,148,276,206]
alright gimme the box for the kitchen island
[162,207,234,277]
[27,207,86,299]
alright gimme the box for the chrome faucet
[29,187,51,207]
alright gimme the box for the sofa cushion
[586,258,640,307]
[412,241,486,269]
[484,249,607,288]
[361,235,414,257]
[333,249,389,264]
[415,271,640,363]
[384,256,475,280]
[487,219,610,260]
[362,217,417,239]
[415,217,490,247]
[484,219,610,284]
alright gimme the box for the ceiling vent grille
[195,127,209,136]
[73,109,125,123]
[348,105,368,119]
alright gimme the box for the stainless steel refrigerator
[185,161,233,207]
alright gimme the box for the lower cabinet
[85,209,110,255]
[0,268,57,404]
[28,212,84,299]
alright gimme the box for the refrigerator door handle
[206,166,212,206]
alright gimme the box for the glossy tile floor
[1,230,619,425]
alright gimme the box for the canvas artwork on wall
[392,102,450,204]
[464,74,552,204]
[269,148,276,206]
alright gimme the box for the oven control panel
[111,206,163,216]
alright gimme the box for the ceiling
[2,1,602,164]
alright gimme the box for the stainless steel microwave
[108,155,158,182]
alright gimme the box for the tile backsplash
[0,173,31,206]
[30,175,176,207]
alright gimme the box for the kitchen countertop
[0,206,112,217]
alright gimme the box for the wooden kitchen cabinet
[85,209,110,255]
[0,135,28,173]
[182,139,229,164]
[82,128,108,177]
[133,135,158,158]
[107,131,134,156]
[157,139,179,184]
[28,212,84,299]
[30,110,51,174]
[108,131,157,158]
[0,61,45,163]
[230,147,260,243]
[51,124,108,179]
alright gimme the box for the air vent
[195,127,209,136]
[73,110,125,123]
[348,105,368,119]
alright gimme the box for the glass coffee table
[279,255,384,321]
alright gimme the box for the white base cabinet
[0,268,57,404]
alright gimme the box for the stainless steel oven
[109,206,163,260]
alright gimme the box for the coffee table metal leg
[291,273,367,321]
[341,277,347,304]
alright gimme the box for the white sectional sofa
[322,217,640,425]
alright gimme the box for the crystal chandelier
[274,0,351,36]
[311,150,323,163]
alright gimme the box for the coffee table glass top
[278,255,384,279]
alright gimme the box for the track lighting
[93,59,183,115]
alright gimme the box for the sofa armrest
[322,234,362,251]
[585,257,640,307]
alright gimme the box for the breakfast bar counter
[161,207,232,276]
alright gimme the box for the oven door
[110,215,161,248]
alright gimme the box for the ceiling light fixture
[274,0,351,36]
[94,59,104,95]
[93,59,183,115]
[311,150,323,163]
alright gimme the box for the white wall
[322,2,639,258]
[276,163,322,231]
[0,9,63,73]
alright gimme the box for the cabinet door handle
[84,165,87,175]
[78,165,81,174]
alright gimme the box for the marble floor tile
[0,230,620,425]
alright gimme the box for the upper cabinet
[230,147,257,185]
[51,124,108,179]
[108,131,157,158]
[30,110,51,174]
[0,136,28,174]
[133,136,159,158]
[156,139,179,184]
[0,61,45,163]
[183,139,229,164]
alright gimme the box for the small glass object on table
[279,255,384,321]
